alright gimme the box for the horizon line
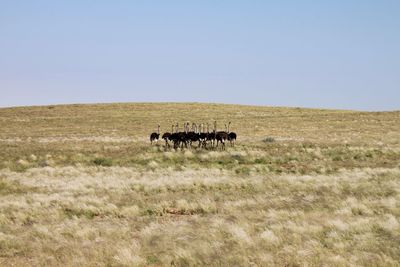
[0,101,399,113]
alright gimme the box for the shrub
[263,137,276,143]
[93,157,113,167]
[235,166,251,175]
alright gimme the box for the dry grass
[0,103,399,266]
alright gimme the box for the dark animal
[154,121,235,149]
[199,124,207,148]
[188,123,200,148]
[206,123,215,148]
[176,122,189,149]
[214,121,228,149]
[169,123,180,149]
[150,124,160,145]
[162,125,173,148]
[227,122,237,147]
[216,132,228,149]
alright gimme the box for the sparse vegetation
[0,103,399,266]
[263,137,276,143]
[93,157,113,167]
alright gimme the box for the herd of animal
[150,121,237,149]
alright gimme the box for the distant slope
[1,102,398,144]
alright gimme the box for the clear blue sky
[1,1,399,110]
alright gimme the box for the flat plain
[0,103,399,266]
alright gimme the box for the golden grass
[1,167,399,266]
[0,103,399,266]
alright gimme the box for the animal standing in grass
[156,121,236,149]
[199,124,207,148]
[150,124,160,145]
[170,123,180,149]
[162,125,173,147]
[227,122,237,147]
[215,121,229,150]
[206,123,215,148]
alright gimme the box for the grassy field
[0,103,399,266]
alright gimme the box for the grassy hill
[0,103,399,266]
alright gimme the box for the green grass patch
[93,157,113,167]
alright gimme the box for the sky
[0,1,399,111]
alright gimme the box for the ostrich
[188,123,200,148]
[227,122,237,147]
[162,125,173,148]
[150,124,160,145]
[177,122,189,149]
[215,121,228,149]
[170,123,180,149]
[199,123,207,148]
[176,122,184,149]
[186,123,195,148]
[206,123,214,148]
